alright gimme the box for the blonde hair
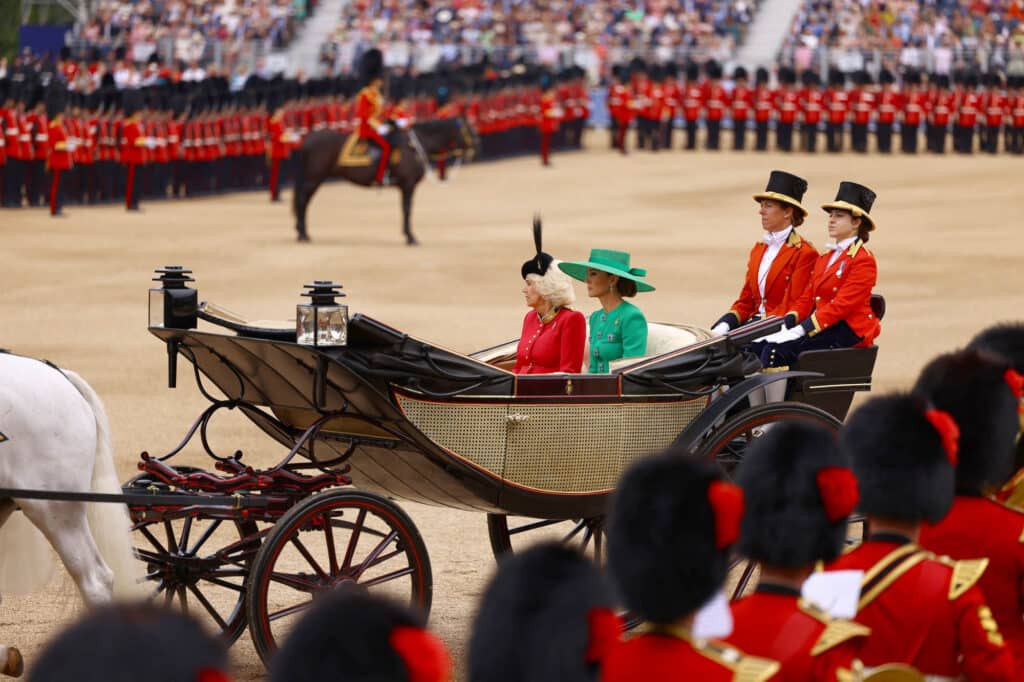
[526,262,576,309]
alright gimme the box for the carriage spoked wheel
[125,471,263,645]
[694,401,844,600]
[486,515,606,566]
[245,489,432,664]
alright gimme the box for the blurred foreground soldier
[603,452,780,681]
[827,394,1015,679]
[711,170,816,337]
[121,88,145,211]
[29,603,231,682]
[44,84,70,217]
[467,543,620,682]
[271,591,450,682]
[916,349,1024,666]
[727,422,868,680]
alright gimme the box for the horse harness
[0,348,74,444]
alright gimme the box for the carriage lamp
[297,281,348,347]
[149,266,198,330]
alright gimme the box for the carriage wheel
[126,473,262,645]
[486,514,606,565]
[246,489,431,664]
[694,402,843,600]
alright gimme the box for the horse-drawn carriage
[123,267,882,661]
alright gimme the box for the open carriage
[125,268,883,663]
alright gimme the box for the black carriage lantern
[297,281,348,347]
[149,266,198,330]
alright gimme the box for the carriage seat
[583,322,711,373]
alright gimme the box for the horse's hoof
[3,647,24,677]
[297,233,310,243]
[406,238,419,246]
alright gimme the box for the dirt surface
[1,143,1022,680]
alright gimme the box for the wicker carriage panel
[619,399,709,471]
[395,395,507,477]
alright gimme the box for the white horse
[0,353,141,677]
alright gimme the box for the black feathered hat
[607,450,743,625]
[753,169,809,217]
[521,215,554,279]
[467,543,619,682]
[841,393,958,524]
[360,47,385,84]
[270,590,450,682]
[821,180,877,231]
[737,422,856,567]
[913,349,1021,495]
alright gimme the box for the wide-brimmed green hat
[558,249,655,292]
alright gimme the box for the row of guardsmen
[0,66,589,215]
[607,59,1024,155]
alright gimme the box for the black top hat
[467,543,616,682]
[841,393,957,524]
[522,216,555,279]
[913,349,1020,495]
[753,170,809,217]
[821,181,877,231]
[270,590,449,682]
[737,422,855,567]
[360,48,384,84]
[607,450,741,625]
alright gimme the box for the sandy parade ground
[1,141,1023,680]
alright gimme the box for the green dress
[588,301,648,373]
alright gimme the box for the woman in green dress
[559,249,655,373]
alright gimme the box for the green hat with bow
[558,249,655,292]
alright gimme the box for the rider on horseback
[355,48,393,186]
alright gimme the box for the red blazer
[787,239,880,346]
[828,540,1015,679]
[920,496,1024,667]
[720,229,817,329]
[727,591,867,682]
[603,630,779,682]
[514,308,585,374]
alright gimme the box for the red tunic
[120,118,145,165]
[827,539,1015,679]
[608,83,632,124]
[603,629,779,682]
[538,92,561,134]
[826,89,850,125]
[920,496,1024,666]
[877,89,902,124]
[732,85,754,122]
[801,88,825,125]
[903,91,927,126]
[46,116,72,171]
[705,83,729,122]
[724,229,817,326]
[727,589,868,682]
[513,308,585,374]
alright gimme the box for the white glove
[711,322,730,337]
[396,118,410,129]
[754,326,806,344]
[376,124,391,135]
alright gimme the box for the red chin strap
[707,480,745,549]
[815,466,860,522]
[585,608,623,664]
[390,626,452,682]
[1005,369,1024,413]
[925,407,960,466]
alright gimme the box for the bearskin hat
[665,61,679,79]
[733,66,749,81]
[705,59,722,80]
[121,87,145,117]
[841,393,957,524]
[755,66,770,85]
[686,62,700,82]
[904,69,921,86]
[879,68,895,85]
[468,543,618,682]
[736,421,855,567]
[270,590,449,682]
[44,83,67,119]
[360,47,384,84]
[828,68,845,87]
[969,322,1024,468]
[913,349,1020,495]
[801,69,819,87]
[629,57,646,75]
[778,66,796,85]
[607,450,741,625]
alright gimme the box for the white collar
[762,226,794,246]
[826,236,858,252]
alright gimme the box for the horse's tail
[62,370,144,598]
[292,144,306,219]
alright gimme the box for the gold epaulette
[798,600,871,656]
[695,640,781,682]
[947,557,988,600]
[996,469,1024,513]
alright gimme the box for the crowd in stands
[13,321,1024,681]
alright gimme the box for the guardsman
[646,65,668,151]
[28,85,48,206]
[18,88,35,205]
[682,62,704,150]
[929,74,954,153]
[608,65,633,153]
[955,72,981,154]
[267,88,295,202]
[799,69,824,153]
[753,67,774,151]
[731,67,753,150]
[0,83,9,208]
[121,88,145,211]
[1009,77,1024,154]
[354,48,392,186]
[900,70,925,153]
[915,349,1024,669]
[775,67,798,152]
[660,63,680,149]
[537,70,561,166]
[727,421,869,681]
[44,84,71,216]
[2,85,21,207]
[704,61,728,151]
[603,451,780,681]
[630,60,652,150]
[827,393,1015,679]
[824,69,849,153]
[712,170,817,336]
[433,82,459,180]
[167,90,185,197]
[849,70,875,153]
[876,69,900,153]
[982,73,1007,155]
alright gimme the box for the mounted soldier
[354,48,393,186]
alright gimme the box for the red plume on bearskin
[707,481,744,549]
[584,608,623,664]
[390,626,451,682]
[815,467,860,522]
[196,668,231,682]
[1005,368,1024,408]
[924,407,960,466]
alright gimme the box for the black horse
[291,116,481,243]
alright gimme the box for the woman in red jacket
[514,219,586,374]
[753,181,881,371]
